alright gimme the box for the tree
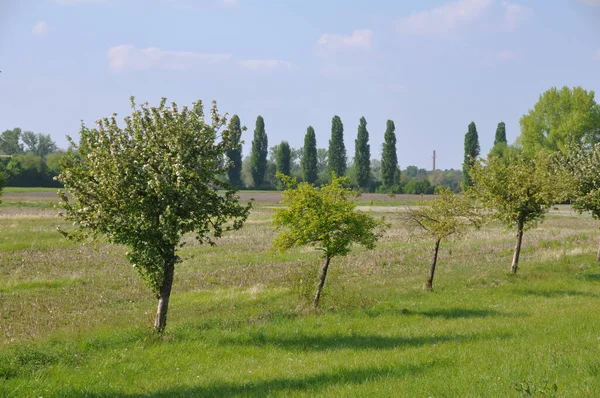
[56,97,251,332]
[328,116,346,178]
[225,115,244,189]
[381,120,398,188]
[467,149,563,273]
[272,175,386,309]
[494,122,507,146]
[276,141,291,178]
[0,128,23,155]
[560,143,600,261]
[302,126,318,184]
[354,117,371,191]
[405,187,481,290]
[519,86,600,157]
[250,115,268,188]
[0,171,5,203]
[462,122,480,187]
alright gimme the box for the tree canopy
[250,115,268,188]
[354,117,371,190]
[302,126,318,184]
[328,115,346,178]
[462,122,480,187]
[381,120,398,189]
[57,97,251,331]
[225,115,244,189]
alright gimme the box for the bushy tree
[467,149,564,273]
[250,115,268,188]
[381,120,398,188]
[225,115,244,189]
[519,86,600,157]
[462,122,480,187]
[0,128,24,155]
[354,117,371,190]
[272,175,386,309]
[405,187,481,290]
[328,116,346,178]
[302,126,318,184]
[57,97,251,332]
[22,131,57,157]
[276,141,291,178]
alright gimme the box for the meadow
[1,189,600,397]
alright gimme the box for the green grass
[1,200,600,396]
[2,187,59,193]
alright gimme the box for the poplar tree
[225,114,244,188]
[381,120,398,188]
[328,115,346,178]
[302,126,318,184]
[494,122,507,146]
[354,117,371,190]
[276,141,291,177]
[462,122,480,187]
[250,116,268,188]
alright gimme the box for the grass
[1,190,600,396]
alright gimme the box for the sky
[1,0,599,170]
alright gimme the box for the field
[1,189,600,397]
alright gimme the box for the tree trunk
[425,238,441,291]
[511,220,524,274]
[154,255,176,333]
[596,240,600,262]
[313,256,331,310]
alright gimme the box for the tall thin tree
[276,141,291,177]
[328,115,346,178]
[381,120,398,188]
[494,121,507,146]
[354,116,371,190]
[225,115,244,188]
[302,126,318,184]
[250,116,268,188]
[462,121,480,187]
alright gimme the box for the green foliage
[302,126,318,184]
[0,128,24,155]
[22,131,58,157]
[560,143,600,219]
[272,174,385,259]
[250,115,268,188]
[381,120,398,188]
[276,141,291,178]
[354,117,371,191]
[462,122,480,187]
[404,179,434,195]
[467,150,562,232]
[519,86,600,157]
[328,116,346,179]
[57,97,251,293]
[225,115,245,189]
[494,122,507,146]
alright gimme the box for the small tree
[250,115,268,188]
[405,187,481,290]
[354,116,371,191]
[462,122,480,187]
[57,97,251,332]
[225,115,245,189]
[467,150,562,273]
[381,120,398,189]
[328,116,346,179]
[272,175,386,309]
[302,126,318,184]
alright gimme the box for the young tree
[328,115,346,178]
[250,115,268,188]
[405,187,481,290]
[302,126,318,184]
[467,149,563,273]
[272,175,386,309]
[354,117,371,191]
[381,120,398,189]
[225,115,244,189]
[462,122,480,187]
[519,86,600,157]
[276,141,291,178]
[57,97,251,332]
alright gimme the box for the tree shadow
[60,361,442,397]
[364,306,520,320]
[217,330,511,352]
[583,273,600,282]
[513,289,598,298]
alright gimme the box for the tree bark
[596,240,600,262]
[154,254,176,332]
[511,219,524,274]
[425,238,441,291]
[313,256,331,310]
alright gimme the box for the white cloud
[501,2,531,31]
[396,0,492,36]
[315,29,374,57]
[53,0,109,4]
[32,21,49,36]
[237,59,295,71]
[497,49,518,60]
[581,0,600,6]
[107,45,231,72]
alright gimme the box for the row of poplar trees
[223,114,400,191]
[462,121,508,187]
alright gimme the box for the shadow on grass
[583,273,600,282]
[364,306,520,320]
[59,362,442,397]
[217,330,511,352]
[513,289,598,298]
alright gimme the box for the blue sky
[1,0,599,169]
